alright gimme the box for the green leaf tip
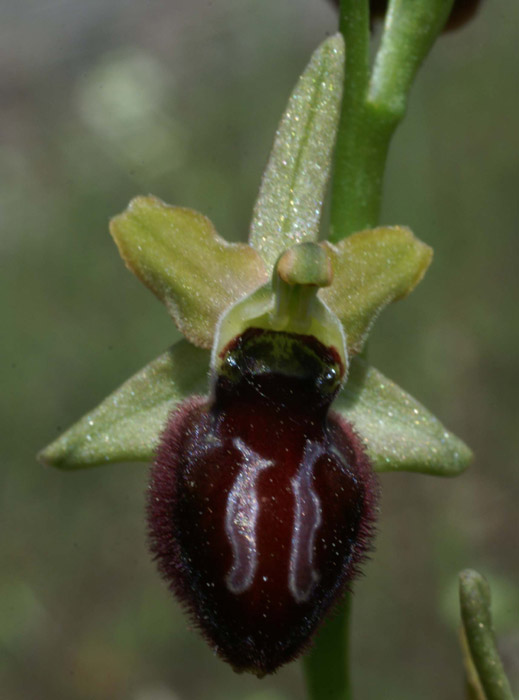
[321,226,433,355]
[459,570,514,700]
[110,195,268,349]
[249,34,345,271]
[38,340,209,470]
[335,357,472,476]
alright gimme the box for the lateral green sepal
[335,357,472,475]
[321,226,433,355]
[111,196,268,349]
[38,340,209,469]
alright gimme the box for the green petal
[111,196,268,349]
[459,570,514,700]
[335,357,472,475]
[321,226,433,355]
[38,340,209,469]
[249,34,345,271]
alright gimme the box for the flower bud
[443,0,483,31]
[148,327,377,674]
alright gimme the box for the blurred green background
[2,1,518,698]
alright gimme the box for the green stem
[330,0,455,241]
[303,595,352,700]
[330,0,371,239]
[369,0,455,112]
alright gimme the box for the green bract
[459,570,514,700]
[39,33,471,478]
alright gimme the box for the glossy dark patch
[148,329,377,675]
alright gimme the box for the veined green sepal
[39,347,470,477]
[38,340,210,469]
[334,357,472,476]
[249,34,345,271]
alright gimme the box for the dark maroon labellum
[148,329,378,675]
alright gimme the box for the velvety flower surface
[40,35,472,675]
[149,329,377,674]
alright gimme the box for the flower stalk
[303,595,352,700]
[330,0,455,241]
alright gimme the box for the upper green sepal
[249,34,345,271]
[321,226,433,355]
[38,340,209,469]
[110,196,268,349]
[334,356,472,476]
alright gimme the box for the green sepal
[39,348,472,475]
[335,357,472,475]
[110,196,268,349]
[249,34,345,271]
[321,226,433,355]
[38,340,209,469]
[459,570,514,700]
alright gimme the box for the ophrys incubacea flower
[39,35,471,675]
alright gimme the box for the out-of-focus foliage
[1,1,518,699]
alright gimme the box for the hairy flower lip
[148,401,378,675]
[148,329,378,675]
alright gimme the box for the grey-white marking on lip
[225,438,274,594]
[289,440,323,602]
